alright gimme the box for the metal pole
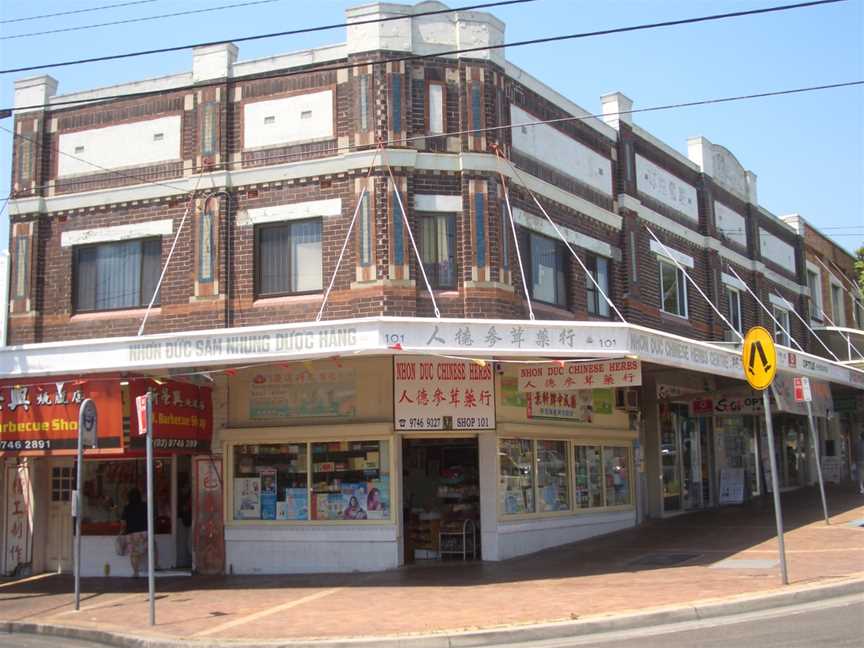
[145,392,156,626]
[73,415,83,610]
[762,387,788,585]
[805,401,830,525]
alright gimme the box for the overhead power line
[1,0,842,76]
[0,0,161,25]
[2,79,861,202]
[2,0,283,41]
[1,0,536,75]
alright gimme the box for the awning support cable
[383,159,440,318]
[316,143,383,322]
[771,291,841,362]
[497,148,626,323]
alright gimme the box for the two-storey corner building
[1,1,862,577]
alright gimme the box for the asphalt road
[2,594,862,647]
[505,593,864,648]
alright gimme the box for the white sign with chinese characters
[517,360,642,392]
[394,356,495,431]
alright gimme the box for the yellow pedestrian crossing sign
[742,326,777,391]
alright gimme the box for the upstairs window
[427,82,445,135]
[419,213,456,289]
[74,238,161,312]
[659,258,687,318]
[528,231,567,308]
[585,254,610,317]
[830,282,846,327]
[725,286,742,334]
[256,219,322,297]
[773,306,791,346]
[806,269,821,321]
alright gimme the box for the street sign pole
[763,386,788,585]
[74,398,97,612]
[805,401,830,525]
[145,391,156,626]
[742,327,787,586]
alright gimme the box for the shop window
[73,238,161,312]
[419,212,456,289]
[575,444,632,508]
[806,269,821,321]
[574,445,603,508]
[311,440,390,520]
[536,440,570,512]
[586,254,610,317]
[773,306,791,346]
[233,443,308,520]
[499,438,535,515]
[528,231,567,308]
[659,257,687,318]
[81,459,171,535]
[256,218,322,297]
[725,285,742,334]
[603,446,631,507]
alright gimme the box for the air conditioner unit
[615,388,640,412]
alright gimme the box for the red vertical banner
[193,456,224,575]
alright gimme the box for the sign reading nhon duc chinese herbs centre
[394,357,495,431]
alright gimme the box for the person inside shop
[121,488,156,577]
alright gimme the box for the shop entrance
[47,459,75,573]
[402,437,480,563]
[661,404,714,514]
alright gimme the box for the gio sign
[742,326,777,391]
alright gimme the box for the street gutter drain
[628,552,701,567]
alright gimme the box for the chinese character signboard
[526,390,594,423]
[129,379,213,451]
[517,359,642,392]
[4,463,32,575]
[0,377,122,454]
[247,364,356,421]
[394,357,494,431]
[193,456,225,575]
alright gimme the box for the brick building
[1,1,862,577]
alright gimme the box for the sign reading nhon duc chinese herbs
[394,357,495,431]
[516,359,642,392]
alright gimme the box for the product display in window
[499,438,535,515]
[311,440,390,521]
[603,447,631,506]
[537,440,569,512]
[574,445,603,508]
[233,443,308,521]
[81,459,171,534]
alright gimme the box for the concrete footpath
[1,486,863,647]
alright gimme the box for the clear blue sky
[0,0,861,254]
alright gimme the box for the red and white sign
[135,394,149,436]
[394,356,495,431]
[517,359,642,393]
[793,376,812,402]
[129,379,213,451]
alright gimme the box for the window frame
[526,230,569,309]
[725,285,742,334]
[659,257,688,318]
[426,80,446,136]
[72,236,161,314]
[254,217,323,298]
[830,280,846,327]
[227,437,395,525]
[773,305,791,346]
[806,268,822,322]
[585,254,611,318]
[418,211,457,290]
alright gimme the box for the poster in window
[366,476,389,520]
[593,389,614,415]
[277,488,309,520]
[233,477,261,520]
[259,468,277,520]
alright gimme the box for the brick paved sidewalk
[1,485,862,644]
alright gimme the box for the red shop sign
[129,379,213,452]
[0,375,123,455]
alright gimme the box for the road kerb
[2,576,863,648]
